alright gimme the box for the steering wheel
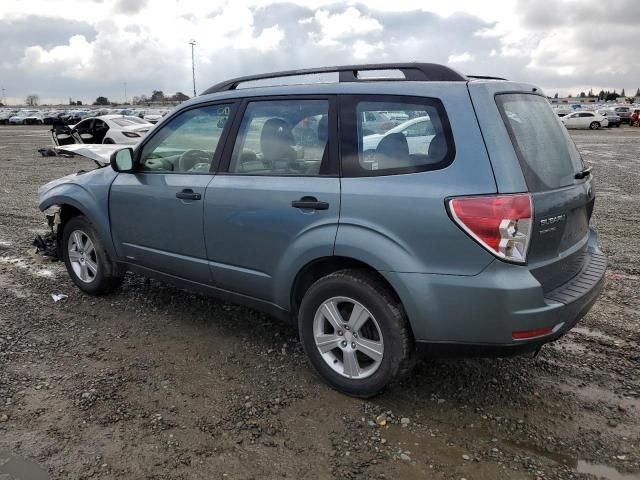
[179,149,211,171]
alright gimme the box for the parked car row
[553,103,639,128]
[0,107,170,126]
[0,109,45,124]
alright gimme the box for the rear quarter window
[341,95,455,177]
[496,93,584,192]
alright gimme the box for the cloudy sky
[1,0,638,104]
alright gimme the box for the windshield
[496,93,584,192]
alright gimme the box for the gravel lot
[0,125,638,480]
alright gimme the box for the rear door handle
[176,189,201,201]
[291,196,329,210]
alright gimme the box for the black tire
[616,123,620,128]
[103,138,115,144]
[298,269,414,397]
[589,121,600,130]
[62,216,125,295]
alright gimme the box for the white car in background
[143,109,168,124]
[561,111,608,130]
[61,115,153,145]
[0,110,18,124]
[9,110,44,125]
[363,116,436,153]
[380,110,410,122]
[553,106,572,117]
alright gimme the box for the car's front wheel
[103,138,115,144]
[298,269,414,397]
[589,121,600,130]
[62,216,125,295]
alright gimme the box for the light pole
[123,82,127,104]
[189,40,196,97]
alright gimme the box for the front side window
[342,97,454,176]
[228,99,329,176]
[140,104,233,173]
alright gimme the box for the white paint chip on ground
[51,293,68,302]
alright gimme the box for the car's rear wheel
[62,216,125,295]
[589,121,600,130]
[298,269,414,397]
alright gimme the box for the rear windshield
[112,118,139,127]
[496,93,583,192]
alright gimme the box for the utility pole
[1,87,5,105]
[124,82,127,104]
[189,40,196,97]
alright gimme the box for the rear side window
[496,93,584,192]
[341,96,454,177]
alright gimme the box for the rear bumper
[383,230,606,353]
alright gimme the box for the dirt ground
[0,125,638,480]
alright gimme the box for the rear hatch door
[470,84,595,292]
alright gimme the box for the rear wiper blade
[575,166,592,179]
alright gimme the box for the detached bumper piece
[33,207,61,261]
[33,231,59,260]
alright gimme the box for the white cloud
[251,24,285,51]
[311,7,383,46]
[0,0,639,103]
[19,35,95,77]
[352,40,384,60]
[447,52,474,63]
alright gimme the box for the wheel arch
[39,188,117,259]
[290,256,403,318]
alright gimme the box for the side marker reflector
[512,327,553,340]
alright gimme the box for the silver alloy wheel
[313,296,384,380]
[67,230,98,283]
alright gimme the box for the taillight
[448,194,533,263]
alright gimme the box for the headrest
[317,115,328,144]
[260,118,295,161]
[427,133,447,162]
[376,132,409,159]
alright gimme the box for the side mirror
[110,148,135,173]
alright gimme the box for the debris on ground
[33,231,59,260]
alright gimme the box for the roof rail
[201,62,468,95]
[467,75,508,81]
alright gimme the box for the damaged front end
[33,206,61,260]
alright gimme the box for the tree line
[93,90,190,106]
[553,88,640,102]
[0,90,192,107]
